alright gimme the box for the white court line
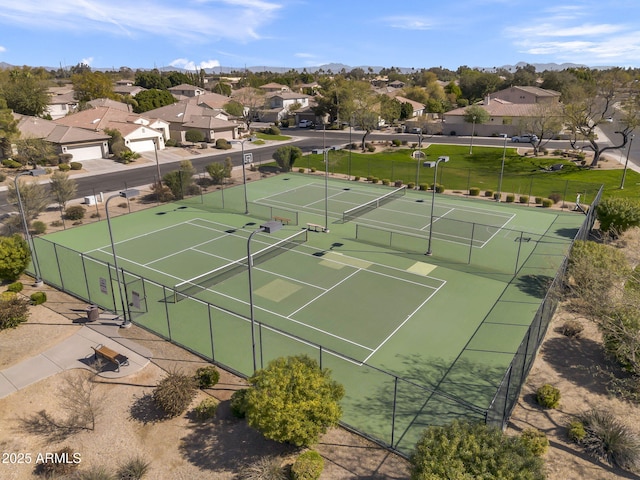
[287,269,360,317]
[476,213,516,249]
[258,182,318,201]
[420,207,455,231]
[362,280,447,364]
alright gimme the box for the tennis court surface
[32,173,590,455]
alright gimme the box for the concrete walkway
[0,314,152,399]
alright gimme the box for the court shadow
[554,227,580,239]
[513,274,555,298]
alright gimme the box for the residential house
[183,92,231,110]
[113,84,147,97]
[88,98,132,112]
[46,86,78,120]
[168,83,206,99]
[55,107,167,153]
[261,91,311,123]
[13,114,110,161]
[259,82,290,94]
[393,96,426,118]
[143,103,238,143]
[388,80,406,89]
[489,86,560,105]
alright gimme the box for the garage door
[66,145,104,162]
[128,139,155,153]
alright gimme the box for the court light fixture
[247,220,283,371]
[424,156,449,256]
[105,189,140,329]
[15,168,46,286]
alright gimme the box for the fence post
[391,376,399,447]
[468,223,476,264]
[208,305,215,362]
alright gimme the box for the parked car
[511,134,539,143]
[298,120,313,128]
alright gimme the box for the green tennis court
[32,172,590,454]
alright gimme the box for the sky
[0,0,638,72]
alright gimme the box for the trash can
[87,305,99,322]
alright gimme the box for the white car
[298,120,313,128]
[511,134,539,143]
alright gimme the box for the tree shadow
[178,400,296,473]
[514,274,555,298]
[129,393,166,425]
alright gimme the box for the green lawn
[294,145,640,201]
[255,132,292,141]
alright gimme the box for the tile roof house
[393,95,426,118]
[182,92,232,110]
[260,91,312,123]
[142,103,238,143]
[46,87,78,120]
[489,86,560,104]
[55,107,167,153]
[113,84,147,97]
[168,83,206,99]
[13,114,110,161]
[88,98,133,112]
[259,82,291,93]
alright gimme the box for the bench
[91,344,129,372]
[274,216,291,225]
[307,223,325,232]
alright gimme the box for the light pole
[231,137,255,214]
[469,115,476,154]
[323,122,329,232]
[497,134,508,201]
[620,135,634,190]
[247,220,283,371]
[416,129,424,186]
[424,156,449,256]
[348,115,353,180]
[105,189,140,328]
[15,169,46,286]
[152,137,162,186]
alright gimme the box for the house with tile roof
[168,83,206,99]
[46,87,78,120]
[259,82,290,93]
[14,114,110,161]
[489,86,560,104]
[55,107,167,153]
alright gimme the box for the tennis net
[171,228,308,302]
[342,185,407,223]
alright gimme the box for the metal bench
[91,344,129,372]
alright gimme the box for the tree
[231,87,266,131]
[464,105,490,129]
[104,128,126,158]
[205,162,226,184]
[7,179,50,225]
[273,145,302,172]
[49,171,77,210]
[0,97,20,157]
[379,96,402,125]
[223,100,244,117]
[162,160,196,199]
[133,89,176,113]
[185,129,204,143]
[71,71,116,102]
[14,137,55,167]
[519,102,565,154]
[223,156,233,181]
[410,420,545,480]
[245,355,344,447]
[596,197,640,237]
[0,234,31,282]
[2,71,49,117]
[564,68,639,166]
[134,69,171,90]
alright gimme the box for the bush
[410,420,545,479]
[484,190,494,197]
[392,139,401,147]
[542,198,553,208]
[58,162,71,171]
[70,161,82,170]
[597,197,640,237]
[407,182,415,189]
[215,138,232,150]
[6,281,23,293]
[298,168,305,173]
[0,295,30,330]
[520,428,549,456]
[366,143,375,152]
[36,446,79,476]
[354,176,360,181]
[32,220,46,235]
[568,420,587,442]
[536,383,560,409]
[238,456,286,480]
[30,291,46,305]
[194,397,219,421]
[116,455,150,480]
[505,193,515,203]
[310,167,316,173]
[185,129,205,143]
[560,319,584,337]
[548,192,562,204]
[0,172,6,182]
[371,177,379,184]
[230,388,250,418]
[165,139,177,147]
[517,195,528,204]
[418,183,428,191]
[291,450,324,480]
[469,187,480,196]
[65,205,86,220]
[262,126,281,136]
[493,192,501,201]
[435,184,445,193]
[194,365,220,388]
[381,179,390,185]
[73,465,114,479]
[2,159,22,168]
[578,409,640,470]
[153,370,198,418]
[535,196,543,204]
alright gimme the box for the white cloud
[170,58,220,70]
[384,15,432,30]
[0,45,5,53]
[81,57,94,66]
[294,53,314,59]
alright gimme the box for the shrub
[298,168,305,173]
[579,409,640,470]
[535,196,543,204]
[59,153,73,163]
[2,159,22,168]
[371,177,379,184]
[194,365,220,388]
[493,192,501,201]
[548,192,562,204]
[30,291,47,305]
[50,220,63,227]
[32,220,46,234]
[153,370,198,418]
[238,456,286,480]
[73,465,114,479]
[65,205,86,220]
[519,195,529,203]
[194,397,219,421]
[410,420,545,479]
[185,129,205,143]
[520,428,549,456]
[597,197,640,237]
[469,187,480,196]
[0,295,30,330]
[6,281,23,293]
[407,182,415,189]
[381,179,390,185]
[0,172,6,182]
[58,162,71,171]
[70,161,82,170]
[484,190,494,198]
[216,138,232,150]
[536,383,560,409]
[117,455,151,480]
[262,126,281,136]
[542,198,553,208]
[310,167,316,173]
[392,139,401,147]
[366,143,375,152]
[291,450,324,480]
[0,291,15,301]
[418,183,427,191]
[505,193,515,203]
[394,180,403,187]
[568,420,587,442]
[354,176,360,181]
[230,388,250,418]
[165,139,177,147]
[435,184,445,193]
[560,319,584,337]
[36,446,79,476]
